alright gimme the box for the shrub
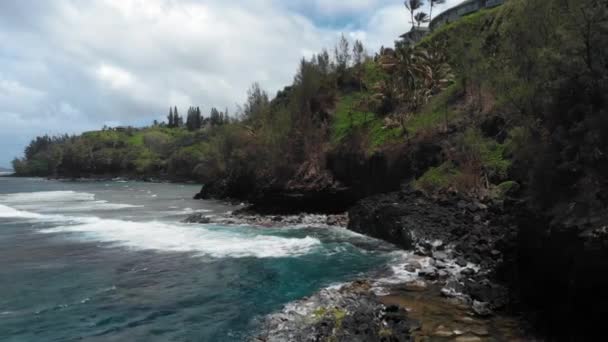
[414,161,461,193]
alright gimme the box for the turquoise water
[0,177,396,341]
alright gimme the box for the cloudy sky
[0,0,461,167]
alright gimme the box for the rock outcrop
[256,281,412,342]
[347,186,608,339]
[348,188,521,311]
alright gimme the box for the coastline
[11,174,603,340]
[183,195,535,340]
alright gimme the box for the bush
[457,128,511,183]
[414,161,461,193]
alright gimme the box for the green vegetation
[414,161,461,193]
[313,307,347,327]
[332,93,402,148]
[495,180,520,198]
[405,82,461,134]
[14,0,608,210]
[412,0,608,204]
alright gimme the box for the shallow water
[0,177,399,341]
[381,288,528,341]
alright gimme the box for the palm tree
[414,12,430,28]
[404,0,425,29]
[429,0,446,22]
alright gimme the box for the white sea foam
[0,204,46,219]
[0,191,141,213]
[0,204,79,223]
[375,251,434,286]
[170,207,212,215]
[39,218,321,258]
[2,190,320,258]
[0,191,95,203]
[13,201,142,213]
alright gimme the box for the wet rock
[346,186,525,331]
[400,280,428,292]
[437,270,450,279]
[326,214,348,226]
[348,196,415,249]
[455,334,483,342]
[434,325,455,337]
[415,245,433,257]
[464,281,508,309]
[183,213,212,223]
[257,281,413,342]
[404,264,418,273]
[457,200,468,209]
[472,300,492,317]
[441,280,465,297]
[461,268,476,277]
[433,251,449,261]
[418,268,438,280]
[420,241,434,250]
[469,326,489,336]
[433,240,445,250]
[435,260,448,269]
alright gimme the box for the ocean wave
[170,208,212,215]
[0,191,142,213]
[39,218,321,258]
[0,204,50,219]
[0,190,95,203]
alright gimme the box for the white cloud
[96,64,135,90]
[311,0,384,15]
[0,0,467,166]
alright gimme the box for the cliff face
[346,187,608,340]
[194,138,444,214]
[343,0,608,338]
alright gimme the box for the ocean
[0,177,400,341]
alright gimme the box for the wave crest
[40,218,321,258]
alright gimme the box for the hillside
[12,0,608,337]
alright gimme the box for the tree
[414,12,430,28]
[167,107,174,127]
[353,40,366,66]
[173,106,182,128]
[334,34,351,72]
[242,83,270,124]
[224,107,230,124]
[186,107,197,131]
[210,107,222,126]
[196,107,202,128]
[317,49,331,74]
[405,0,425,28]
[429,0,445,22]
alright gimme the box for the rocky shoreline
[252,239,530,341]
[184,188,536,341]
[254,281,412,342]
[347,187,517,312]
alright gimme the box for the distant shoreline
[10,173,196,184]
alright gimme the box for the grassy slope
[316,4,510,195]
[330,61,465,152]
